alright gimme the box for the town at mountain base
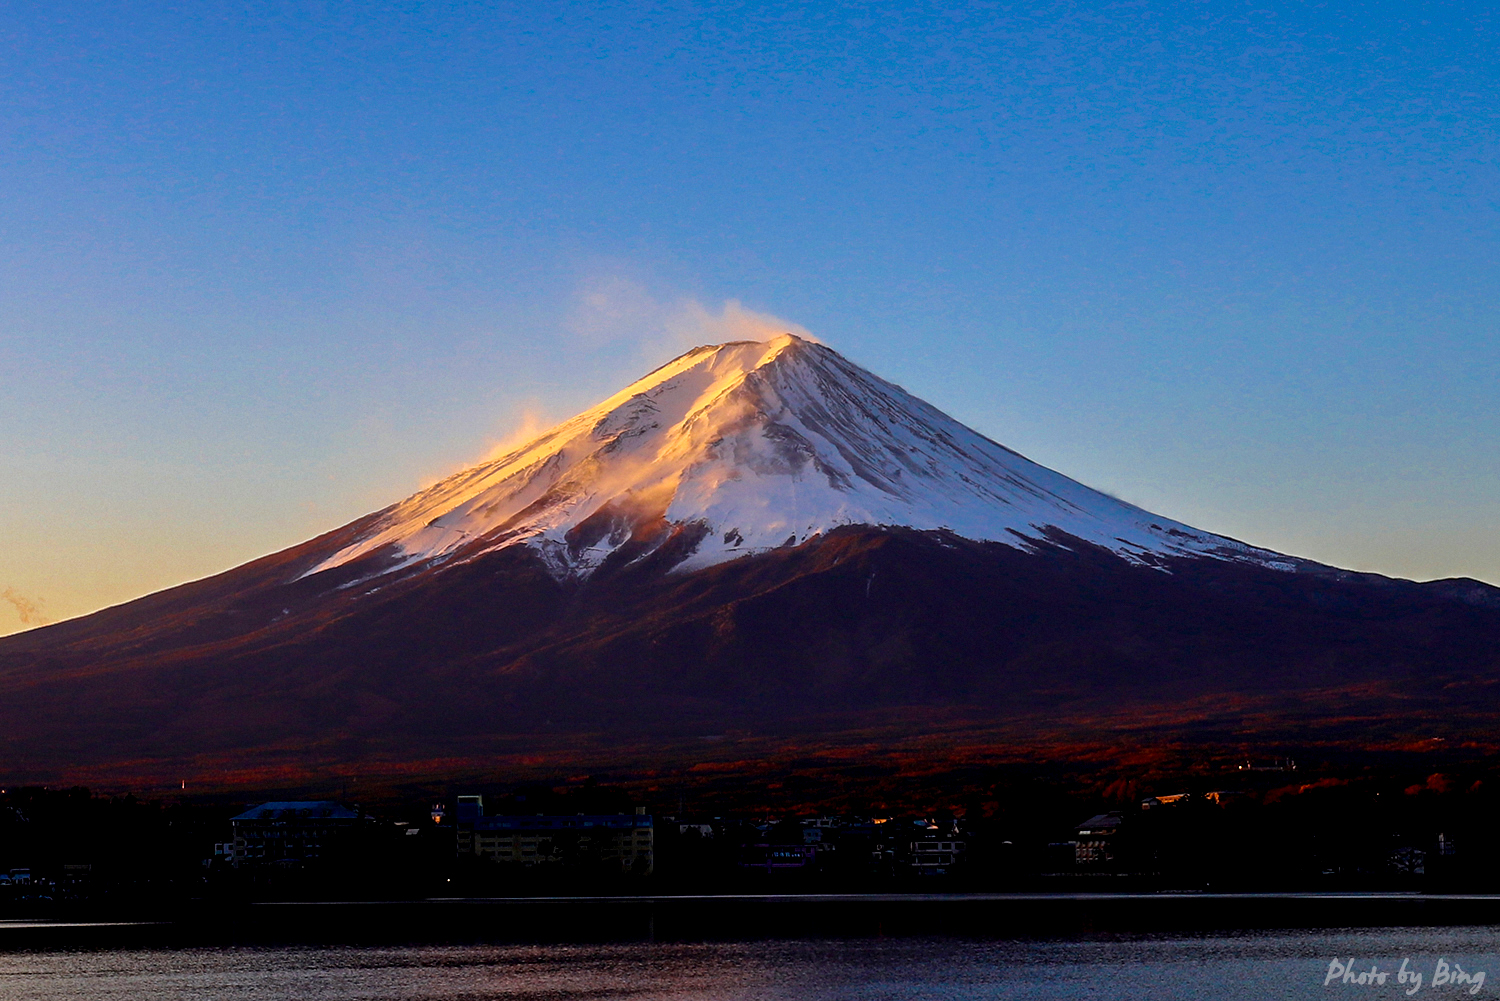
[1,336,1498,790]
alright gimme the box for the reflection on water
[2,928,1498,1000]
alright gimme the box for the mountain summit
[315,334,1293,584]
[2,334,1496,790]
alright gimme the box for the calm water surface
[2,928,1498,1000]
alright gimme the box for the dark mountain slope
[2,527,1497,784]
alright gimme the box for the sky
[2,1,1497,635]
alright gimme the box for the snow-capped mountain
[4,333,1498,789]
[312,334,1298,583]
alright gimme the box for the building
[909,835,965,875]
[229,801,364,868]
[738,844,817,872]
[455,797,654,874]
[1074,812,1124,868]
[1141,793,1190,809]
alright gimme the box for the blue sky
[2,1,1497,632]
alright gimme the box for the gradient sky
[2,1,1497,635]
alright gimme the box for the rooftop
[231,801,360,822]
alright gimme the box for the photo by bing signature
[1326,957,1486,995]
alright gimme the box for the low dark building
[1074,812,1124,868]
[455,797,654,874]
[229,801,364,868]
[909,834,966,875]
[738,843,817,872]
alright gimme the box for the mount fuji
[1,335,1497,789]
[313,334,1297,584]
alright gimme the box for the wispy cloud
[567,274,665,347]
[670,298,817,346]
[420,277,816,489]
[1,586,47,627]
[567,275,814,359]
[481,403,550,462]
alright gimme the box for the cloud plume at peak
[567,276,815,355]
[2,586,46,627]
[669,299,816,347]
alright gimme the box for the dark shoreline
[3,892,1499,949]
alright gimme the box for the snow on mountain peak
[308,334,1293,581]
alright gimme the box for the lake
[2,928,1497,1000]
